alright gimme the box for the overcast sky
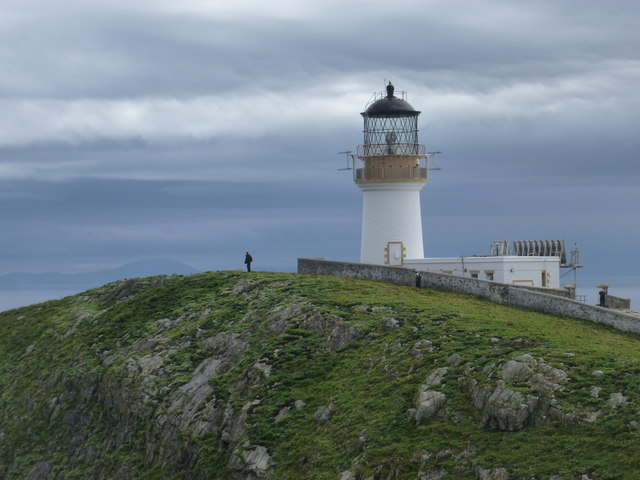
[1,0,639,302]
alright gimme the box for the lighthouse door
[385,241,405,266]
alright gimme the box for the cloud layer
[1,0,638,301]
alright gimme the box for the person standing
[244,252,253,272]
[599,289,606,307]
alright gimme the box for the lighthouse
[354,82,428,265]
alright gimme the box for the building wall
[404,256,561,289]
[359,182,425,265]
[297,258,638,335]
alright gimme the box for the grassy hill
[1,271,639,479]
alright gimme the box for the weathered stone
[381,317,400,329]
[275,406,290,423]
[254,359,272,378]
[411,340,434,356]
[294,399,306,410]
[414,390,447,423]
[228,445,271,479]
[314,403,335,425]
[476,466,509,479]
[220,403,249,445]
[25,461,51,480]
[446,353,462,365]
[480,386,538,431]
[371,306,392,312]
[327,323,364,351]
[340,470,357,480]
[420,469,447,480]
[500,360,533,381]
[608,392,627,408]
[425,367,448,387]
[590,386,601,398]
[512,353,535,364]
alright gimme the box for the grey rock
[411,339,434,356]
[583,411,600,423]
[381,317,400,329]
[340,470,357,480]
[415,390,447,423]
[528,372,563,396]
[608,392,627,408]
[420,470,448,480]
[371,306,392,312]
[412,368,449,423]
[500,360,533,381]
[224,279,261,296]
[592,370,604,376]
[220,400,259,446]
[243,445,270,474]
[446,353,462,365]
[294,399,306,410]
[275,406,290,423]
[25,461,51,480]
[590,386,601,398]
[478,385,538,431]
[512,353,536,364]
[301,311,340,334]
[201,332,248,361]
[254,359,272,378]
[538,364,568,383]
[425,367,448,387]
[228,445,271,479]
[327,322,364,351]
[314,403,335,425]
[476,466,509,479]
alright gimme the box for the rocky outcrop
[228,445,271,480]
[465,354,578,431]
[271,301,364,351]
[410,367,448,423]
[476,466,509,479]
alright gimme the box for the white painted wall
[359,182,425,265]
[405,256,561,288]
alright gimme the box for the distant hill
[1,271,640,479]
[0,258,200,290]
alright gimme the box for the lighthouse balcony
[355,165,428,183]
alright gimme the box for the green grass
[1,271,640,479]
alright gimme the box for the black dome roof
[362,83,420,118]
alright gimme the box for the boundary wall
[297,258,640,335]
[608,295,631,310]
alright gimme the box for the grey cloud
[1,0,638,300]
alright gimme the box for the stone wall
[608,294,631,310]
[510,284,573,299]
[297,258,416,287]
[298,258,640,335]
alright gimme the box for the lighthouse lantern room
[355,82,428,265]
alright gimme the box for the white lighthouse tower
[354,82,429,265]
